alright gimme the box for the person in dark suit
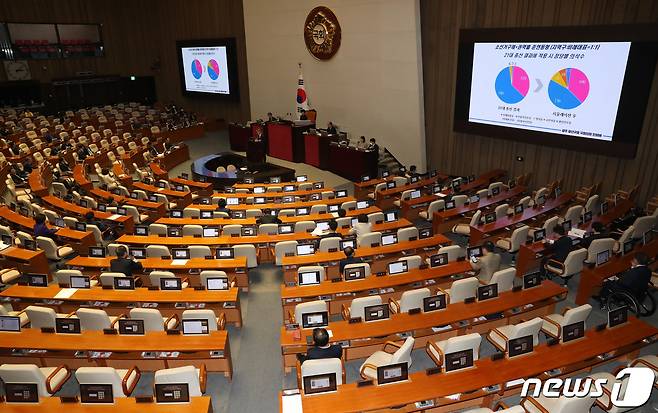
[299,109,308,120]
[541,224,573,276]
[215,198,231,215]
[297,328,342,363]
[327,122,338,135]
[33,213,57,239]
[581,222,609,249]
[599,253,652,308]
[110,246,143,277]
[319,220,341,240]
[367,138,379,153]
[257,209,282,225]
[339,246,363,273]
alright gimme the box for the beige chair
[182,225,203,237]
[76,308,122,331]
[55,269,98,287]
[394,190,413,207]
[234,244,258,268]
[452,210,482,235]
[367,212,384,225]
[419,199,445,221]
[298,265,326,282]
[149,271,189,289]
[631,216,656,239]
[310,204,327,214]
[0,364,71,397]
[99,272,128,287]
[183,207,200,218]
[585,238,616,263]
[274,241,298,265]
[584,194,599,213]
[521,391,596,412]
[294,221,316,233]
[426,333,481,370]
[389,288,430,313]
[398,255,422,270]
[75,366,141,397]
[487,317,542,352]
[452,195,468,208]
[36,237,75,261]
[146,245,170,258]
[614,226,635,253]
[487,267,516,292]
[544,248,587,285]
[359,337,414,380]
[437,245,465,261]
[182,309,225,331]
[560,205,584,225]
[222,224,242,236]
[189,246,212,258]
[445,277,478,303]
[529,215,559,239]
[258,224,278,235]
[495,225,530,253]
[292,300,327,324]
[359,232,382,248]
[128,308,178,332]
[343,263,371,278]
[541,304,592,341]
[0,267,22,285]
[298,358,345,389]
[587,372,634,413]
[494,203,510,219]
[154,365,206,397]
[0,303,29,326]
[342,296,382,320]
[318,237,341,253]
[24,305,73,329]
[123,205,148,223]
[397,227,419,242]
[368,183,387,200]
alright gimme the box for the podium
[267,121,313,162]
[304,131,335,169]
[247,139,266,165]
[328,143,378,181]
[228,123,249,151]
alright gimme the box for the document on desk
[107,214,122,221]
[171,259,188,266]
[55,288,78,299]
[281,393,303,413]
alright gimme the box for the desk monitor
[508,179,516,189]
[116,207,127,216]
[596,250,610,266]
[410,176,419,184]
[296,244,315,256]
[301,311,328,329]
[296,175,308,182]
[135,225,148,236]
[344,266,366,281]
[74,222,87,232]
[70,275,91,289]
[467,246,483,259]
[5,383,39,403]
[445,349,474,372]
[215,247,234,259]
[278,224,293,234]
[203,227,219,237]
[608,306,628,328]
[226,197,239,206]
[54,218,66,228]
[419,228,431,239]
[232,210,245,218]
[89,246,106,258]
[583,211,593,223]
[19,206,30,216]
[79,199,88,208]
[181,319,209,335]
[470,195,480,204]
[340,238,356,250]
[328,204,339,213]
[155,383,190,403]
[309,194,321,201]
[622,240,634,255]
[22,239,37,251]
[282,196,295,203]
[514,204,524,215]
[148,195,158,202]
[381,234,398,246]
[477,284,498,301]
[313,182,325,189]
[561,220,572,233]
[26,273,48,287]
[364,304,390,322]
[386,181,396,189]
[254,197,266,204]
[491,187,501,197]
[399,167,407,174]
[536,195,546,206]
[430,170,438,178]
[423,294,447,312]
[429,253,448,267]
[0,234,12,247]
[157,181,167,188]
[113,277,135,290]
[361,175,370,182]
[80,384,113,404]
[356,200,369,210]
[244,177,254,184]
[376,362,408,385]
[382,171,390,178]
[451,178,462,188]
[200,210,213,219]
[206,277,229,290]
[316,222,330,232]
[385,211,398,222]
[118,319,144,335]
[432,185,442,194]
[270,176,281,184]
[181,173,189,179]
[224,186,235,193]
[0,316,21,332]
[167,227,182,237]
[444,200,456,210]
[284,185,296,192]
[296,207,310,216]
[55,317,81,334]
[298,270,321,286]
[350,218,358,227]
[172,248,190,260]
[562,321,585,343]
[388,260,408,275]
[129,247,146,259]
[199,198,211,205]
[533,229,546,242]
[130,192,139,199]
[555,187,562,198]
[170,209,183,218]
[303,373,337,395]
[335,190,347,198]
[601,201,609,215]
[508,335,534,358]
[410,190,421,199]
[484,213,496,223]
[160,277,182,291]
[253,186,265,194]
[523,272,541,289]
[241,226,256,236]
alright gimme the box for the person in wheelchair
[599,252,651,309]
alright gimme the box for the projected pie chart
[494,65,529,104]
[207,59,220,80]
[191,59,203,79]
[548,68,589,109]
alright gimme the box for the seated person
[350,214,372,245]
[541,224,573,276]
[406,165,419,179]
[327,122,337,135]
[84,211,113,240]
[599,253,652,307]
[337,208,347,218]
[319,220,341,240]
[356,136,367,149]
[33,213,57,239]
[9,165,25,186]
[257,208,282,225]
[216,198,231,215]
[366,138,379,154]
[110,246,143,277]
[470,241,501,283]
[339,246,363,273]
[297,328,342,363]
[299,109,308,120]
[581,222,609,249]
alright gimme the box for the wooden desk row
[90,187,166,217]
[0,397,213,413]
[132,182,193,208]
[1,284,243,327]
[281,235,451,284]
[0,246,50,276]
[42,195,135,235]
[375,176,448,211]
[66,256,250,291]
[285,317,656,413]
[280,280,567,371]
[0,328,233,378]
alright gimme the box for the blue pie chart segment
[191,59,203,79]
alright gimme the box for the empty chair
[24,305,72,329]
[586,371,634,413]
[274,241,298,265]
[343,263,371,277]
[367,212,384,225]
[182,225,203,237]
[541,304,592,341]
[584,194,599,213]
[487,317,543,352]
[292,300,327,324]
[0,303,29,326]
[585,238,616,263]
[560,205,584,225]
[389,288,430,313]
[529,215,559,239]
[245,208,262,218]
[0,364,71,397]
[189,246,212,258]
[521,390,596,413]
[445,277,479,303]
[259,224,278,235]
[310,204,327,214]
[631,216,656,239]
[359,231,382,248]
[359,337,414,380]
[487,268,516,292]
[488,181,504,193]
[299,358,344,388]
[86,224,103,246]
[75,366,141,397]
[419,199,445,221]
[149,223,168,236]
[397,255,422,270]
[397,227,418,242]
[278,209,295,217]
[426,333,481,369]
[452,194,468,208]
[495,225,530,253]
[318,237,341,253]
[222,224,242,236]
[234,244,258,268]
[99,272,128,287]
[393,190,413,208]
[294,221,316,233]
[124,205,149,223]
[494,203,510,219]
[37,237,75,261]
[149,271,188,289]
[183,207,200,218]
[544,248,587,285]
[199,271,231,289]
[182,309,224,331]
[452,210,482,235]
[341,201,356,211]
[614,226,634,253]
[146,245,170,258]
[76,308,121,331]
[298,265,326,282]
[154,365,206,396]
[342,295,382,320]
[368,182,387,200]
[55,269,98,287]
[129,308,178,331]
[437,245,465,261]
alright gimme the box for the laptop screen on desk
[301,311,328,328]
[381,234,397,246]
[216,248,234,259]
[70,275,90,289]
[172,248,190,259]
[181,319,209,335]
[410,190,421,199]
[388,261,408,275]
[596,250,610,266]
[385,211,398,222]
[298,271,321,286]
[203,227,219,237]
[206,277,229,290]
[296,244,315,256]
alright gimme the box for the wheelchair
[604,285,656,318]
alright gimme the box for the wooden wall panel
[420,0,658,205]
[0,0,250,121]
